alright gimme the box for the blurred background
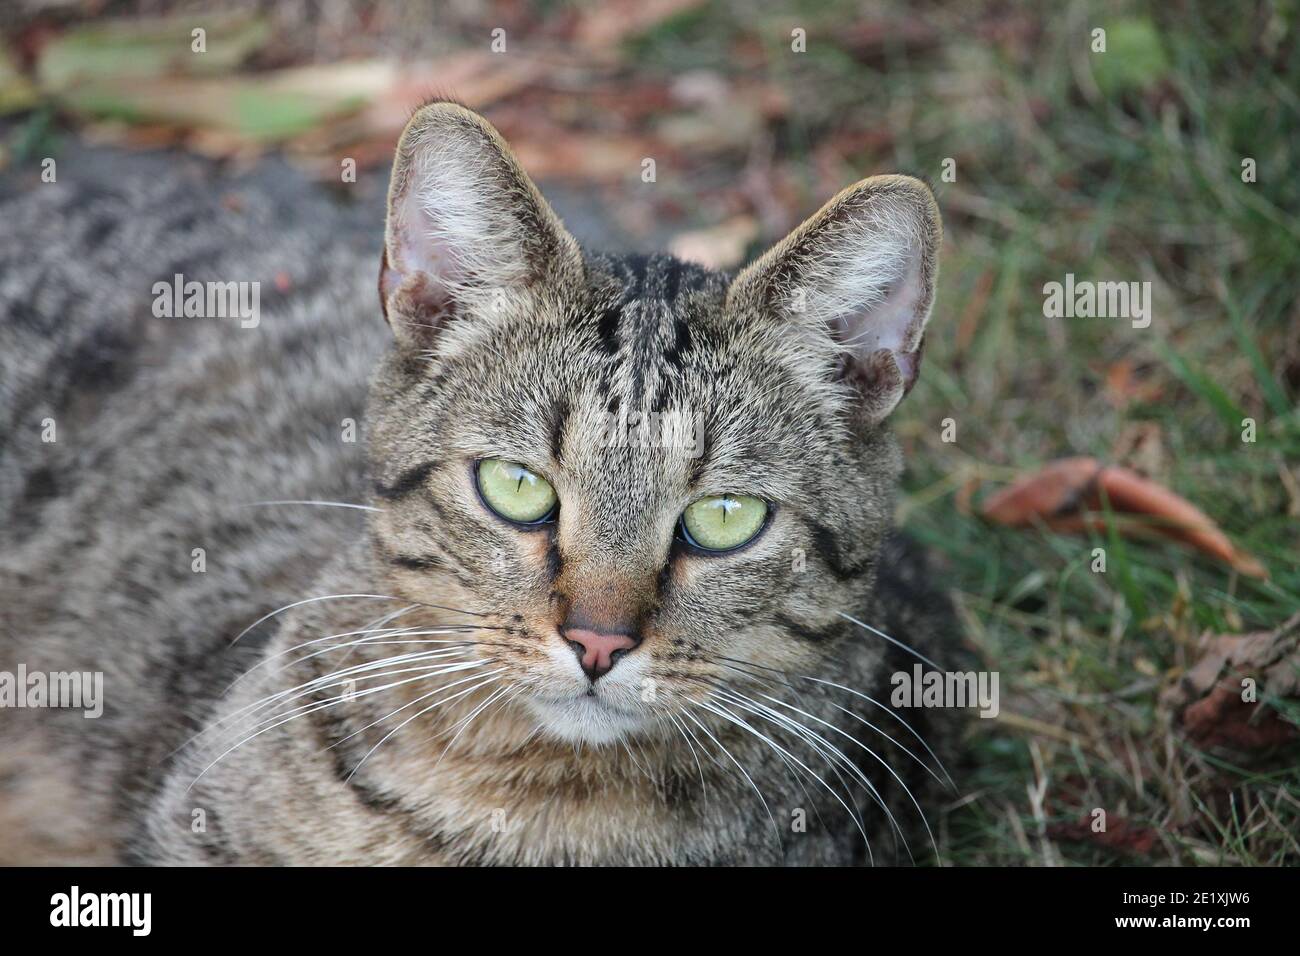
[1,0,1297,865]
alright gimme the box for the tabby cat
[0,102,956,865]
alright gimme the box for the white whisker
[243,499,382,512]
[802,675,954,789]
[714,688,901,858]
[229,593,409,647]
[193,657,489,761]
[237,657,490,743]
[681,706,782,852]
[222,605,422,695]
[836,611,940,670]
[667,711,710,809]
[201,648,480,745]
[283,628,480,670]
[750,689,937,861]
[186,659,480,791]
[431,684,513,770]
[344,672,505,782]
[698,695,875,863]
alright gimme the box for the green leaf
[1092,18,1171,96]
[37,13,270,91]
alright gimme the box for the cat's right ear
[726,175,942,424]
[380,101,582,348]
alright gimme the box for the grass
[634,0,1300,864]
[896,3,1300,866]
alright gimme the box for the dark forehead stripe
[595,300,621,357]
[613,253,714,305]
[549,397,570,464]
[660,313,692,373]
[591,253,716,409]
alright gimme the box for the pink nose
[563,628,639,680]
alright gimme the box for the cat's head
[367,102,941,745]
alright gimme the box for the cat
[0,101,958,865]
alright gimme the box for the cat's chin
[521,693,650,746]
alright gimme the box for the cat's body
[1,104,958,865]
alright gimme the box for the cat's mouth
[522,690,649,745]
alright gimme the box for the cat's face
[367,103,940,745]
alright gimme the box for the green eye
[680,494,769,553]
[476,459,558,524]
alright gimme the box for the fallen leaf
[48,51,545,165]
[1090,18,1171,97]
[981,456,1267,578]
[981,457,1101,525]
[349,52,545,147]
[1161,612,1300,753]
[836,19,942,64]
[574,0,708,52]
[506,128,661,182]
[37,13,271,91]
[56,69,370,144]
[1102,358,1163,408]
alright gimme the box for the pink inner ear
[379,245,459,344]
[379,247,403,312]
[381,194,465,338]
[893,348,920,391]
[827,243,929,412]
[386,177,472,296]
[836,250,926,357]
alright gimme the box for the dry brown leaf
[507,129,660,182]
[574,0,708,52]
[1161,612,1300,753]
[837,19,942,63]
[1102,358,1163,408]
[355,53,544,141]
[57,54,544,166]
[980,456,1267,578]
[981,457,1101,525]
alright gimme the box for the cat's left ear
[380,101,582,347]
[727,175,942,423]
